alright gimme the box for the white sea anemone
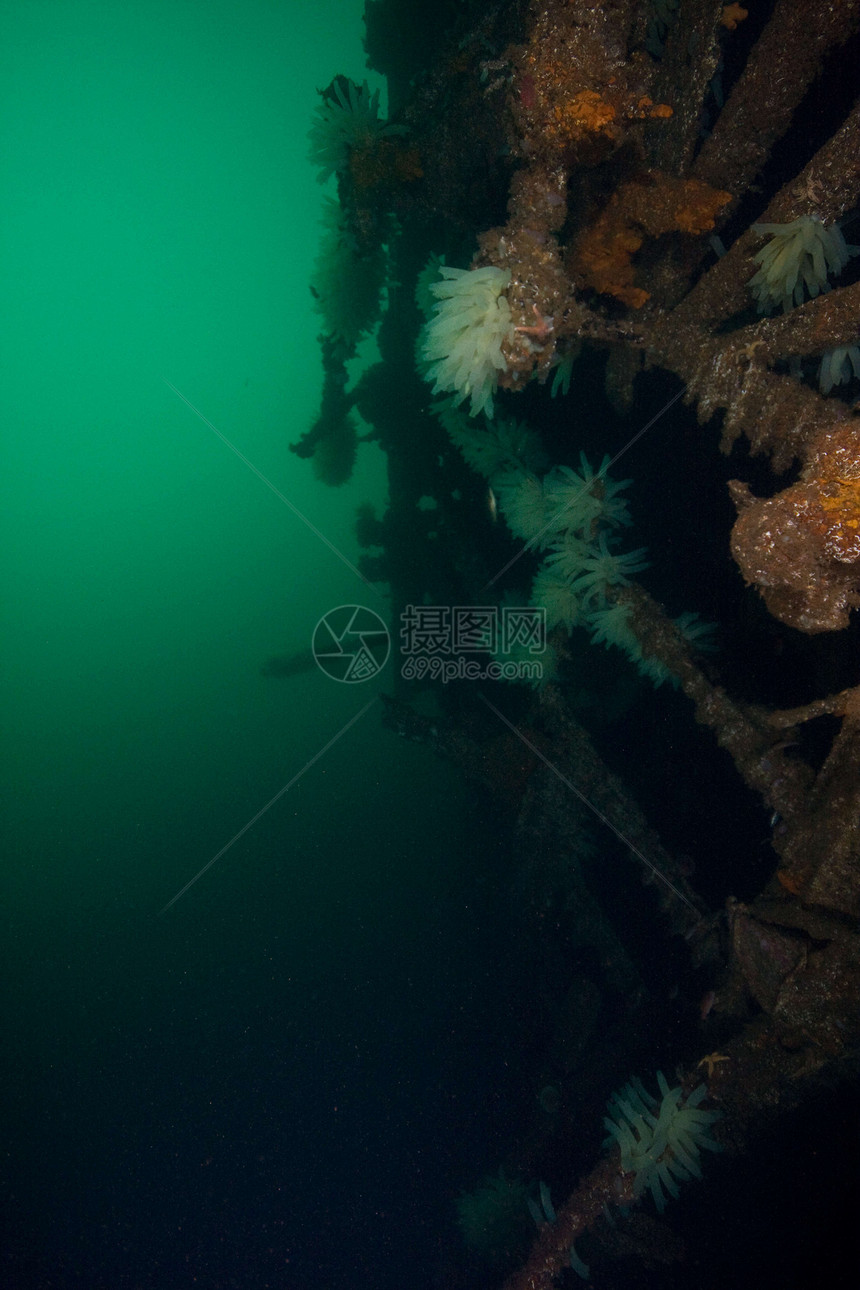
[588,601,641,656]
[748,215,857,314]
[603,1072,721,1213]
[543,453,633,541]
[531,566,587,631]
[492,471,548,543]
[420,265,515,418]
[543,533,593,581]
[570,534,650,607]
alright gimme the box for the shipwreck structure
[296,1,860,1282]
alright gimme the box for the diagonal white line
[479,692,700,916]
[158,697,378,914]
[484,384,688,591]
[163,379,380,595]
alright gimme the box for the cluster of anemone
[494,453,660,675]
[433,385,714,690]
[492,453,635,549]
[747,216,859,398]
[603,1071,722,1213]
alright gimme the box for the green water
[1,0,401,921]
[1,7,485,1285]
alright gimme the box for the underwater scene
[2,1,859,1287]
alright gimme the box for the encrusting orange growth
[669,180,734,234]
[509,0,674,166]
[554,89,616,138]
[573,219,648,308]
[546,88,673,153]
[776,868,804,895]
[639,98,673,120]
[731,426,860,633]
[815,474,860,552]
[721,4,749,31]
[571,175,732,307]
